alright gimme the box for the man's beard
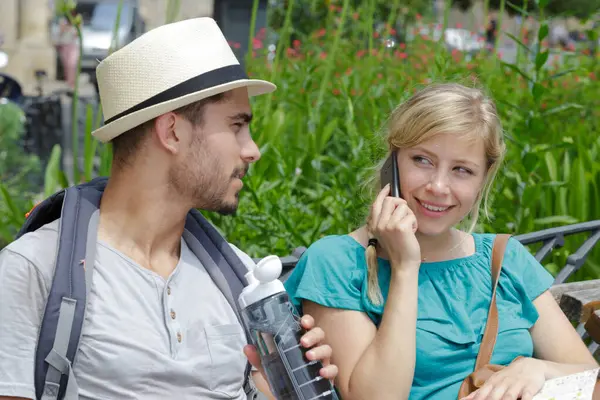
[168,145,248,215]
[216,164,249,215]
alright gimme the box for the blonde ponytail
[365,237,384,306]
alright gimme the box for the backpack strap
[183,209,257,399]
[32,178,106,400]
[183,210,247,316]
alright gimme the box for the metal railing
[514,220,600,284]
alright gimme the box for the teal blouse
[283,233,555,400]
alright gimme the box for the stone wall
[0,0,56,95]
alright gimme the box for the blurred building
[0,0,270,94]
[0,0,57,94]
[0,0,215,94]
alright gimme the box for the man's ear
[154,112,181,155]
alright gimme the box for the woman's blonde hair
[365,83,507,305]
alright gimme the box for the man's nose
[241,136,261,163]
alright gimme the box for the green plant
[207,0,600,282]
[0,101,41,246]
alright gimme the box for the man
[0,18,337,399]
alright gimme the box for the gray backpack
[17,177,258,400]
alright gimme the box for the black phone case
[380,151,401,198]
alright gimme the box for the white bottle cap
[238,255,286,309]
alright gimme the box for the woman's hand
[369,184,421,269]
[461,357,546,400]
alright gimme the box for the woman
[283,83,598,400]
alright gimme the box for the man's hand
[243,314,339,396]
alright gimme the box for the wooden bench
[260,220,600,355]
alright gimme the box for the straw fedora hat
[92,17,276,143]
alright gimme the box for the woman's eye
[413,156,431,165]
[455,166,473,175]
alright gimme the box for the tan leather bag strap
[473,234,511,370]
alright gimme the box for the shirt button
[167,286,171,295]
[170,310,176,320]
[177,332,182,343]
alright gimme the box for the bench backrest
[259,220,600,285]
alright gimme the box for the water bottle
[238,255,339,400]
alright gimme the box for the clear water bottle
[238,255,339,400]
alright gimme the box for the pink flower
[252,38,263,49]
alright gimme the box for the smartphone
[380,151,401,198]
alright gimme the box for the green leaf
[44,145,64,197]
[0,182,24,226]
[83,104,98,182]
[58,170,70,189]
[546,68,578,80]
[0,222,15,245]
[541,103,584,116]
[569,158,588,221]
[500,61,533,82]
[535,0,549,10]
[544,152,557,182]
[535,50,549,71]
[317,118,338,155]
[532,83,544,102]
[534,216,579,225]
[506,0,531,16]
[537,22,549,43]
[99,144,113,176]
[505,32,531,54]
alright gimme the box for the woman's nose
[426,171,451,195]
